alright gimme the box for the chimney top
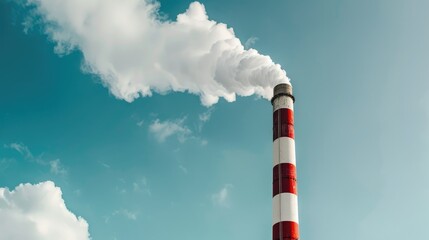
[272,83,294,104]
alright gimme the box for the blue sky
[1,0,429,239]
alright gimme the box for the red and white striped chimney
[272,83,299,240]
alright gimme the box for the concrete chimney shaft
[271,83,299,240]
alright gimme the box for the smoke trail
[22,0,289,106]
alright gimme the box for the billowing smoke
[22,0,289,106]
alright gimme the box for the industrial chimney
[272,83,299,240]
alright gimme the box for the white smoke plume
[22,0,289,106]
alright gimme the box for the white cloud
[20,0,289,106]
[149,118,192,143]
[211,184,233,207]
[0,181,90,240]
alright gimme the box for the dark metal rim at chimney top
[271,83,295,104]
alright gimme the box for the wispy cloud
[136,120,145,127]
[200,139,208,146]
[244,37,259,49]
[199,108,213,123]
[178,164,188,174]
[197,108,214,132]
[0,158,13,172]
[98,161,111,169]
[4,143,33,159]
[133,176,151,196]
[49,159,67,175]
[149,118,192,143]
[148,114,210,145]
[4,143,67,175]
[211,184,233,208]
[112,209,138,221]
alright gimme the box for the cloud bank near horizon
[0,181,90,240]
[20,0,289,106]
